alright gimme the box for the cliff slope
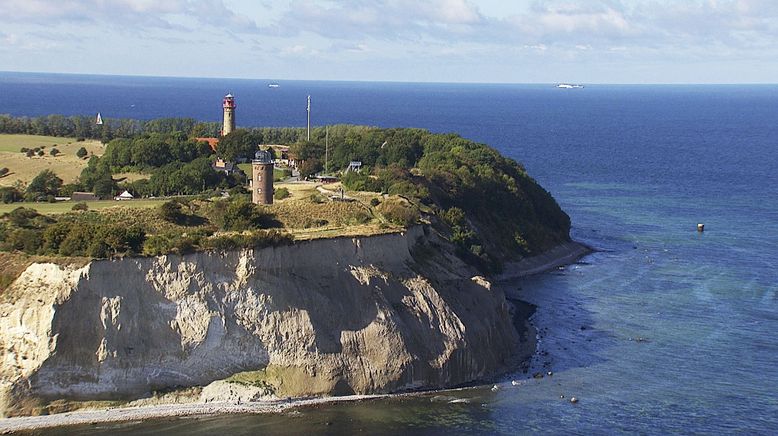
[0,226,527,417]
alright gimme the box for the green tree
[158,200,185,224]
[217,129,262,161]
[299,158,323,179]
[26,170,63,200]
[0,187,21,204]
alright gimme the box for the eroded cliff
[0,226,529,417]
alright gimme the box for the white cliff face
[0,226,526,416]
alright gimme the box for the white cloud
[258,0,484,40]
[0,0,258,31]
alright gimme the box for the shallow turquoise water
[4,78,777,434]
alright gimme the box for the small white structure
[347,161,362,173]
[115,190,134,201]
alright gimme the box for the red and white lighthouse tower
[222,93,236,136]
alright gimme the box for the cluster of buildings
[198,94,275,205]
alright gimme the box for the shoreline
[0,395,393,433]
[496,240,592,282]
[0,240,590,433]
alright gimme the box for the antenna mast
[306,95,311,141]
[325,126,329,174]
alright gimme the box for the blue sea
[2,72,778,435]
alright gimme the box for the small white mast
[306,95,311,141]
[325,125,329,174]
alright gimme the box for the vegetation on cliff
[0,115,570,272]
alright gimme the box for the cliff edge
[0,226,528,417]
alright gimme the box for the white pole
[325,125,329,174]
[306,95,311,141]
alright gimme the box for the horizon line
[1,70,778,87]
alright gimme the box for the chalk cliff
[0,226,529,417]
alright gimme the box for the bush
[43,221,73,253]
[211,197,267,231]
[59,224,94,256]
[158,200,185,224]
[0,187,21,204]
[309,193,326,204]
[50,148,59,156]
[369,198,381,207]
[36,150,44,157]
[4,228,43,254]
[202,230,292,251]
[0,167,9,177]
[76,147,88,158]
[71,202,89,211]
[377,200,419,227]
[274,187,290,200]
[25,150,34,158]
[7,207,40,228]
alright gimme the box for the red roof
[196,137,219,152]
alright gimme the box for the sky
[1,0,777,84]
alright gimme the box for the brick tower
[252,150,274,205]
[222,93,235,136]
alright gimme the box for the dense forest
[0,114,571,269]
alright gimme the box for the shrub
[97,225,146,256]
[158,200,185,224]
[20,147,29,153]
[211,197,267,231]
[7,207,40,228]
[369,198,381,207]
[0,168,9,177]
[43,221,73,253]
[71,202,89,211]
[4,228,43,254]
[59,224,95,256]
[202,230,293,251]
[309,193,326,204]
[377,199,419,227]
[76,147,88,158]
[346,210,372,225]
[36,150,44,157]
[302,218,329,228]
[25,150,34,158]
[143,234,175,256]
[0,187,21,204]
[274,187,290,200]
[50,148,59,156]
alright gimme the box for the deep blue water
[2,72,778,434]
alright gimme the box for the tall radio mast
[306,95,311,141]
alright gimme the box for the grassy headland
[0,115,570,276]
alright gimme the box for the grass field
[0,199,167,215]
[0,134,92,153]
[0,134,105,187]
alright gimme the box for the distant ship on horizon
[557,83,584,89]
[268,83,280,88]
